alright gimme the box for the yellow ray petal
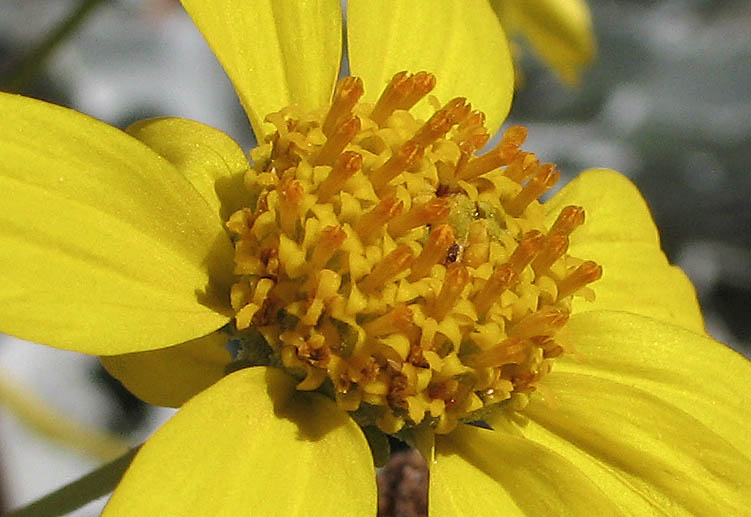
[100,330,230,408]
[126,117,249,223]
[569,241,704,333]
[494,0,596,85]
[430,423,619,516]
[104,367,377,515]
[179,0,342,139]
[546,169,704,333]
[0,93,232,355]
[556,311,751,462]
[348,0,514,135]
[487,311,751,513]
[545,169,658,245]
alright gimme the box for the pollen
[226,72,601,435]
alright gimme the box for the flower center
[225,72,601,435]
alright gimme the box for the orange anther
[370,71,436,126]
[408,224,455,281]
[457,110,486,133]
[388,198,451,236]
[278,177,304,236]
[411,98,469,147]
[504,152,539,184]
[502,125,528,148]
[315,115,360,166]
[323,77,364,136]
[531,234,569,274]
[317,151,362,202]
[432,263,470,320]
[362,304,414,337]
[370,140,424,193]
[550,206,585,237]
[505,164,560,217]
[310,226,347,270]
[399,71,436,110]
[557,261,602,300]
[359,245,414,292]
[509,307,570,338]
[507,230,546,274]
[354,196,404,242]
[464,336,529,368]
[473,263,518,316]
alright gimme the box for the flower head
[222,72,604,438]
[1,1,749,515]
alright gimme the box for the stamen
[359,245,414,292]
[317,151,362,202]
[473,263,517,317]
[408,224,455,281]
[369,141,424,194]
[456,125,527,181]
[503,152,539,184]
[370,71,412,126]
[410,98,470,148]
[507,230,546,274]
[509,307,569,338]
[550,205,585,236]
[362,305,414,337]
[354,196,404,242]
[464,336,529,368]
[315,115,360,166]
[454,110,489,151]
[399,71,437,110]
[388,198,451,236]
[310,226,346,270]
[505,163,560,217]
[531,234,569,274]
[323,77,364,136]
[370,71,436,126]
[557,261,603,300]
[277,178,304,236]
[432,263,470,320]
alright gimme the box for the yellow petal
[126,117,249,223]
[430,423,619,516]
[495,0,596,85]
[546,169,704,333]
[179,0,342,139]
[489,311,751,513]
[0,93,232,355]
[558,311,751,462]
[100,330,230,408]
[104,367,377,515]
[348,0,514,135]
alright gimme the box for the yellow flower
[492,0,597,85]
[1,1,749,515]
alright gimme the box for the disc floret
[226,72,602,435]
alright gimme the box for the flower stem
[2,0,108,92]
[7,447,139,517]
[0,368,130,461]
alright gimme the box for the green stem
[7,447,139,517]
[2,0,108,92]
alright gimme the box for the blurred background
[1,0,749,514]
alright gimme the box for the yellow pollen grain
[225,72,602,435]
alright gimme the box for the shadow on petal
[264,367,357,442]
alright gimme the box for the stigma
[226,72,601,435]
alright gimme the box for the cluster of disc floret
[226,72,601,434]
